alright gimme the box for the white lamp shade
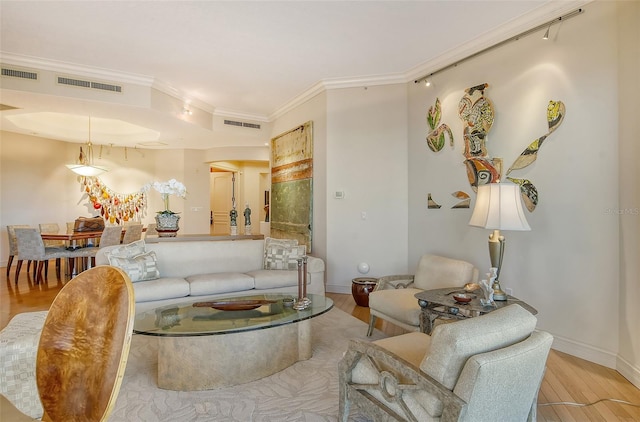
[65,164,109,177]
[469,182,531,231]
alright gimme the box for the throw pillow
[264,243,307,270]
[263,237,298,268]
[108,251,160,282]
[286,245,307,270]
[106,239,147,259]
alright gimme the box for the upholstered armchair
[340,304,553,422]
[367,254,478,336]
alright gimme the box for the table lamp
[469,182,530,300]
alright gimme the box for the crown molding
[0,52,154,86]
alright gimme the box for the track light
[182,107,192,115]
[424,78,432,87]
[543,24,551,40]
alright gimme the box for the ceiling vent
[1,67,38,80]
[224,119,261,130]
[57,76,122,93]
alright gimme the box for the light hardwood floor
[2,265,639,421]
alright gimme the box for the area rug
[110,308,386,421]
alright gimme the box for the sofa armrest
[339,339,466,422]
[375,274,415,291]
[306,255,325,273]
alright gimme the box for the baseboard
[548,333,617,368]
[326,283,351,295]
[616,354,640,389]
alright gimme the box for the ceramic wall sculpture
[458,83,501,190]
[427,193,442,209]
[426,98,454,152]
[505,100,566,211]
[451,191,471,209]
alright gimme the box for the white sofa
[95,238,325,312]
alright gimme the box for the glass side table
[415,287,537,335]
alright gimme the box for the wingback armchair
[367,254,478,336]
[340,304,553,422]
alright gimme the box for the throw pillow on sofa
[105,239,146,259]
[108,251,160,282]
[264,242,306,270]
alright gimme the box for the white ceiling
[0,1,586,150]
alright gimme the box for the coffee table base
[157,319,311,391]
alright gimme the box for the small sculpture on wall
[427,193,442,209]
[505,100,566,212]
[426,98,454,152]
[451,191,471,209]
[458,83,501,190]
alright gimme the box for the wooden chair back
[36,266,135,422]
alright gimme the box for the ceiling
[0,1,586,150]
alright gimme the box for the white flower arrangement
[142,179,187,214]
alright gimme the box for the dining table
[40,227,144,276]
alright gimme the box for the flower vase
[156,194,180,237]
[156,213,180,237]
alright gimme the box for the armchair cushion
[368,288,424,327]
[414,254,476,290]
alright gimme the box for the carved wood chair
[0,265,135,421]
[340,304,553,422]
[367,254,478,336]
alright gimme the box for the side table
[415,287,537,335]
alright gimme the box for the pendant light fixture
[65,117,109,177]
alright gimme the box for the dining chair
[122,223,143,244]
[6,225,32,278]
[74,226,124,269]
[0,265,135,421]
[14,228,74,284]
[145,223,157,237]
[38,223,65,278]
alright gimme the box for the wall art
[458,83,501,190]
[270,121,313,252]
[426,98,454,152]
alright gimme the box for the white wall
[616,0,640,388]
[407,1,637,383]
[325,85,409,291]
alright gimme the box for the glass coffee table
[134,293,333,391]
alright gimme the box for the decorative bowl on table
[452,293,474,303]
[192,299,276,311]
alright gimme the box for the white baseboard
[327,283,351,295]
[550,334,618,369]
[616,354,640,389]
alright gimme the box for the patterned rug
[111,308,386,421]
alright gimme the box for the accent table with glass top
[133,293,333,391]
[415,287,537,335]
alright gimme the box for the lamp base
[492,279,508,301]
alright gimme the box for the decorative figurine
[244,204,252,235]
[230,207,238,236]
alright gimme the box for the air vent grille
[57,76,122,93]
[224,119,261,129]
[1,68,38,80]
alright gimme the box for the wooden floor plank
[2,262,639,421]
